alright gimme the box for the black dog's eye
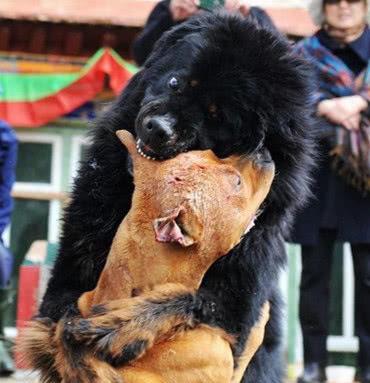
[168,77,180,91]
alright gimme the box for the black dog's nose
[145,117,174,144]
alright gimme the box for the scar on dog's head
[117,129,274,254]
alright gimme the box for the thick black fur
[39,12,316,382]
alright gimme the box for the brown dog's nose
[255,149,273,167]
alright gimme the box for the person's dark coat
[0,120,17,238]
[291,28,370,246]
[0,120,17,288]
[292,131,370,245]
[132,0,278,66]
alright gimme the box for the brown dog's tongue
[153,207,195,248]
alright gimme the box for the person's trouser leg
[351,244,370,372]
[299,229,336,366]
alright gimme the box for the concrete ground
[1,372,295,382]
[0,377,294,383]
[0,370,39,383]
[0,366,358,382]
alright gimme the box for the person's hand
[341,113,362,131]
[318,96,367,130]
[225,0,250,16]
[170,0,199,21]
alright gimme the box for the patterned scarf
[295,35,370,103]
[295,36,370,195]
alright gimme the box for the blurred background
[0,1,368,382]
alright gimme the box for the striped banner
[0,49,138,127]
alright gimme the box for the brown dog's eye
[229,173,242,192]
[168,77,180,91]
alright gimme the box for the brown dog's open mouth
[136,138,193,162]
[242,209,263,236]
[244,216,256,235]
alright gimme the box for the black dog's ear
[114,70,145,111]
[144,19,203,68]
[90,69,146,145]
[182,32,205,53]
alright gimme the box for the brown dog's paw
[67,284,200,366]
[57,356,123,383]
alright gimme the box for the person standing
[0,120,17,285]
[0,120,17,376]
[132,0,277,66]
[292,1,370,382]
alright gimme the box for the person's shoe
[355,366,370,383]
[297,363,327,383]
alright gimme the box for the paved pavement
[0,366,358,382]
[0,371,38,382]
[1,376,297,382]
[0,376,296,383]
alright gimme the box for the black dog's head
[134,12,313,165]
[103,12,316,231]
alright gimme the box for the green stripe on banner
[0,48,138,126]
[0,48,134,102]
[110,49,139,74]
[0,73,78,102]
[81,48,105,71]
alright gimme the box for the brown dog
[80,129,274,306]
[21,130,274,383]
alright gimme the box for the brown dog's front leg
[61,283,207,366]
[231,301,270,383]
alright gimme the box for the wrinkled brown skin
[20,130,274,383]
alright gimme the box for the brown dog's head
[117,130,274,258]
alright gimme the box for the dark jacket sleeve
[0,121,17,238]
[132,0,176,66]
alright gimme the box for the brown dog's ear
[116,130,156,177]
[116,130,138,158]
[153,206,203,248]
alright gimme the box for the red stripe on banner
[0,50,133,127]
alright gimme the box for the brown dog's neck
[89,211,216,305]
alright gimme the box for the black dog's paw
[98,339,149,368]
[193,291,219,325]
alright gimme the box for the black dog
[39,12,315,382]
